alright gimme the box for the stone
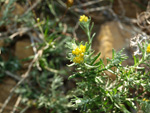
[112,0,143,18]
[15,39,34,68]
[95,21,134,79]
[0,2,24,18]
[0,39,4,47]
[0,2,25,30]
[0,77,17,112]
[96,21,132,60]
[15,39,34,60]
[0,76,43,113]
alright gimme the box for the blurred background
[0,0,149,113]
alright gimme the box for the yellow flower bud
[79,53,84,58]
[79,57,83,62]
[147,44,150,53]
[37,18,40,22]
[73,57,79,63]
[73,56,83,63]
[72,50,76,55]
[66,0,74,7]
[80,45,86,53]
[75,47,80,55]
[143,98,149,101]
[79,15,88,22]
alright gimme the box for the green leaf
[68,73,81,79]
[67,63,75,67]
[120,104,130,113]
[84,63,99,69]
[133,56,137,65]
[90,52,101,65]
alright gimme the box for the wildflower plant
[66,15,150,112]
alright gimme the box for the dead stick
[10,95,22,113]
[0,48,43,113]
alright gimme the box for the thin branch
[74,6,110,13]
[20,106,29,113]
[0,103,13,111]
[10,95,22,113]
[73,21,80,40]
[5,71,21,81]
[71,0,104,9]
[9,21,45,40]
[23,0,41,16]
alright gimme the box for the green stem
[87,28,92,49]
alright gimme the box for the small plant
[66,15,150,112]
[0,46,21,79]
[14,18,73,112]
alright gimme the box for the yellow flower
[72,50,76,55]
[79,53,84,58]
[72,48,79,55]
[79,15,88,22]
[147,44,150,53]
[143,98,149,101]
[72,45,86,63]
[73,56,83,63]
[75,47,82,55]
[79,57,84,62]
[80,45,86,53]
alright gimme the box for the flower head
[79,53,84,58]
[147,44,150,53]
[80,44,86,52]
[72,44,86,64]
[143,98,149,101]
[79,15,88,22]
[72,47,81,55]
[73,56,83,63]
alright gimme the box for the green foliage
[16,71,69,113]
[0,46,21,79]
[15,20,72,112]
[1,0,149,113]
[0,0,16,25]
[140,100,150,113]
[0,0,73,112]
[66,16,150,113]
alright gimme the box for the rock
[112,0,143,18]
[95,21,134,79]
[97,21,132,60]
[15,39,34,68]
[0,77,43,113]
[12,3,25,16]
[15,39,34,60]
[0,39,4,47]
[0,77,17,112]
[0,2,24,18]
[0,39,11,61]
[0,2,25,30]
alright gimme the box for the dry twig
[71,0,104,9]
[10,95,22,113]
[0,47,44,113]
[5,71,21,81]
